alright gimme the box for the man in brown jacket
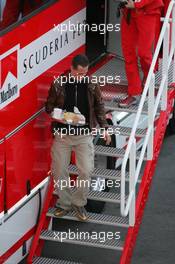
[45,54,111,221]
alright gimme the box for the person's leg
[71,134,94,220]
[121,16,142,96]
[137,15,157,82]
[154,14,162,72]
[51,134,72,212]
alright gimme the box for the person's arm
[125,0,155,9]
[94,84,111,145]
[134,0,155,9]
[45,82,58,114]
[94,83,108,127]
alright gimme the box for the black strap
[126,9,131,24]
[26,180,31,195]
[35,188,42,230]
[126,0,136,24]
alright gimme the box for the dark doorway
[86,0,107,63]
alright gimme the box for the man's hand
[125,0,135,9]
[104,131,111,145]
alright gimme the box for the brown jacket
[45,75,108,132]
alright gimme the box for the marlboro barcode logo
[0,46,20,109]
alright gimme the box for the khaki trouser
[51,134,94,210]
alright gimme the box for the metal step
[68,164,127,180]
[104,100,149,114]
[33,257,82,264]
[53,189,127,204]
[102,90,127,102]
[47,208,129,228]
[68,164,141,183]
[87,190,127,204]
[94,145,146,160]
[108,125,146,138]
[40,230,124,251]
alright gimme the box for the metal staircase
[67,164,141,183]
[27,1,175,263]
[33,257,83,264]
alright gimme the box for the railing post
[129,138,136,226]
[161,23,170,110]
[147,74,155,160]
[172,3,175,83]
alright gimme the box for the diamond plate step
[101,85,127,101]
[108,125,146,138]
[33,257,82,264]
[47,208,129,228]
[104,100,161,115]
[40,230,124,251]
[105,100,161,115]
[68,164,141,183]
[94,145,147,160]
[87,190,127,203]
[68,164,126,180]
[102,91,127,102]
[53,189,128,204]
[104,100,148,114]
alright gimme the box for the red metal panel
[0,0,86,209]
[4,111,52,209]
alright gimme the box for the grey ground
[132,134,175,264]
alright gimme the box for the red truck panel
[0,0,86,209]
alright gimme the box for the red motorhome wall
[4,112,51,209]
[0,0,86,210]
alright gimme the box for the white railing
[120,0,175,226]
